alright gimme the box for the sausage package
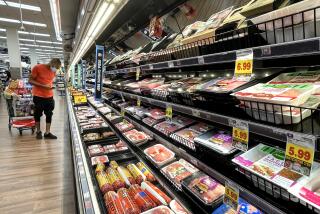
[128,184,157,212]
[141,181,172,205]
[96,171,113,194]
[106,167,126,191]
[127,163,147,185]
[117,166,136,186]
[104,191,125,214]
[136,162,156,182]
[117,188,140,214]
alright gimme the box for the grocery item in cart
[161,159,198,187]
[233,83,319,111]
[115,120,135,132]
[212,197,263,214]
[123,129,151,145]
[91,155,109,166]
[128,184,157,212]
[104,191,125,214]
[169,200,191,214]
[141,205,175,214]
[141,181,172,205]
[127,163,147,185]
[136,162,156,182]
[96,171,114,194]
[117,188,140,214]
[195,129,236,155]
[144,144,176,167]
[182,171,225,206]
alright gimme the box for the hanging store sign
[285,133,315,176]
[82,59,86,90]
[235,49,253,77]
[95,45,104,99]
[229,119,249,152]
[223,181,239,211]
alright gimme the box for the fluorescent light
[19,38,62,45]
[0,17,46,27]
[0,36,6,39]
[0,28,5,32]
[49,0,62,41]
[0,1,41,12]
[20,43,63,49]
[20,47,29,50]
[18,31,50,37]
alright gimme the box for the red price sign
[235,59,253,75]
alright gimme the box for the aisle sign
[284,133,315,176]
[166,105,173,120]
[223,181,239,211]
[95,45,104,99]
[136,67,141,81]
[229,119,249,151]
[235,49,253,77]
[74,95,87,104]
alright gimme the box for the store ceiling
[0,0,64,62]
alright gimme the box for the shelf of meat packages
[102,97,287,214]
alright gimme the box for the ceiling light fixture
[19,38,62,45]
[0,0,41,11]
[71,0,124,69]
[18,31,50,37]
[49,0,62,41]
[0,17,46,27]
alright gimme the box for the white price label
[168,61,174,68]
[198,56,205,65]
[191,109,200,117]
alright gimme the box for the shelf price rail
[101,96,287,214]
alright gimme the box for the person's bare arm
[28,75,52,89]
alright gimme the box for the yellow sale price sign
[286,143,314,165]
[166,105,172,119]
[136,68,141,81]
[232,127,249,144]
[223,181,239,211]
[235,59,253,75]
[74,95,87,104]
[137,98,141,107]
[121,107,125,117]
[229,119,249,152]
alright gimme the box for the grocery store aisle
[0,92,75,214]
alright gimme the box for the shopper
[5,69,11,86]
[28,58,61,139]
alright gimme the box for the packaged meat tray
[169,200,191,214]
[115,120,135,132]
[182,171,225,206]
[170,128,202,150]
[145,108,166,120]
[243,95,320,124]
[189,123,213,133]
[144,144,176,167]
[233,83,320,112]
[268,70,320,85]
[196,77,249,94]
[91,155,109,166]
[161,159,199,188]
[141,205,175,214]
[128,184,157,212]
[123,129,151,145]
[98,106,112,114]
[288,166,320,210]
[154,120,184,136]
[141,181,172,205]
[212,197,263,214]
[83,133,101,142]
[194,129,236,155]
[88,147,105,157]
[232,144,305,190]
[142,117,164,127]
[105,113,122,124]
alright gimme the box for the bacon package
[182,171,225,206]
[144,144,176,167]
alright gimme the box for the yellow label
[74,95,87,104]
[136,69,140,81]
[285,142,314,166]
[137,99,141,107]
[121,108,125,117]
[235,59,253,75]
[166,106,172,119]
[225,186,239,202]
[232,127,249,144]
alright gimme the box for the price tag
[166,105,173,120]
[120,107,125,117]
[137,98,141,107]
[74,95,87,104]
[223,181,239,211]
[235,49,253,77]
[198,56,205,65]
[191,109,200,118]
[168,61,174,68]
[229,119,249,152]
[149,64,154,70]
[136,67,141,81]
[284,133,315,176]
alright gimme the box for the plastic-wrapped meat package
[171,128,201,149]
[142,117,163,127]
[106,167,126,191]
[189,123,213,133]
[117,188,140,214]
[172,116,195,127]
[169,200,191,214]
[182,171,224,205]
[141,181,172,205]
[104,191,125,214]
[98,106,112,114]
[104,144,117,154]
[117,166,136,186]
[124,129,151,145]
[198,77,248,93]
[96,171,114,194]
[268,71,320,84]
[88,147,105,157]
[88,144,102,150]
[154,120,185,136]
[136,162,156,182]
[145,108,166,120]
[213,197,263,214]
[127,163,147,185]
[128,184,157,212]
[83,133,101,142]
[115,121,135,132]
[144,144,175,167]
[141,205,175,214]
[161,159,198,187]
[91,155,109,166]
[102,131,115,138]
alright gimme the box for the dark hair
[50,58,62,66]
